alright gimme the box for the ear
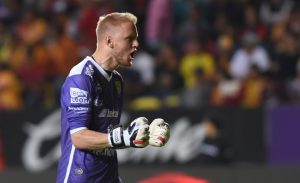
[105,36,114,48]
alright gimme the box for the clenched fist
[149,118,170,147]
[108,117,149,148]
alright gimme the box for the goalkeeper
[56,12,169,183]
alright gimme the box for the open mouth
[130,49,137,60]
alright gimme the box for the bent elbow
[71,131,88,150]
[72,140,86,150]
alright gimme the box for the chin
[126,58,133,66]
[126,62,133,67]
[120,60,133,67]
[129,60,133,66]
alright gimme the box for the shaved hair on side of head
[95,12,137,43]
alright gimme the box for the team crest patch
[84,64,94,77]
[75,167,83,175]
[94,98,103,107]
[115,81,121,96]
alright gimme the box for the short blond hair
[95,12,137,42]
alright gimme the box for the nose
[133,39,139,49]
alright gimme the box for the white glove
[149,118,170,147]
[108,117,149,148]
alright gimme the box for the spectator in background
[229,31,270,80]
[155,44,183,91]
[174,3,210,54]
[16,8,47,46]
[240,4,268,42]
[205,0,244,27]
[265,13,300,104]
[241,65,266,108]
[131,49,156,89]
[145,0,173,51]
[180,39,215,88]
[181,68,213,109]
[209,11,234,43]
[259,0,294,26]
[214,34,234,78]
[0,64,23,110]
[154,70,180,108]
[210,70,243,107]
[271,32,299,81]
[47,17,79,78]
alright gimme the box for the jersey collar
[87,56,113,82]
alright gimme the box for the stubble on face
[110,22,138,67]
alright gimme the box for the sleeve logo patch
[70,87,89,104]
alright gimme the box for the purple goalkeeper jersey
[56,56,124,183]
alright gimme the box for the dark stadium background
[0,0,300,182]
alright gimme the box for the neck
[91,50,119,72]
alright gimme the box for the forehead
[119,21,138,37]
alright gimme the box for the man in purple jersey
[56,12,170,183]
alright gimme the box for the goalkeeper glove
[149,118,170,147]
[108,117,149,148]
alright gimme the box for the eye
[126,36,137,43]
[126,38,133,43]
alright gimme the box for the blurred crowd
[0,0,300,111]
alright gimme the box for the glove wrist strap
[108,126,126,148]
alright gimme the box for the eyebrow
[125,34,138,40]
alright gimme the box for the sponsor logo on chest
[98,108,119,118]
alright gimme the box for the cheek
[116,42,126,51]
[119,45,130,57]
[118,49,128,59]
